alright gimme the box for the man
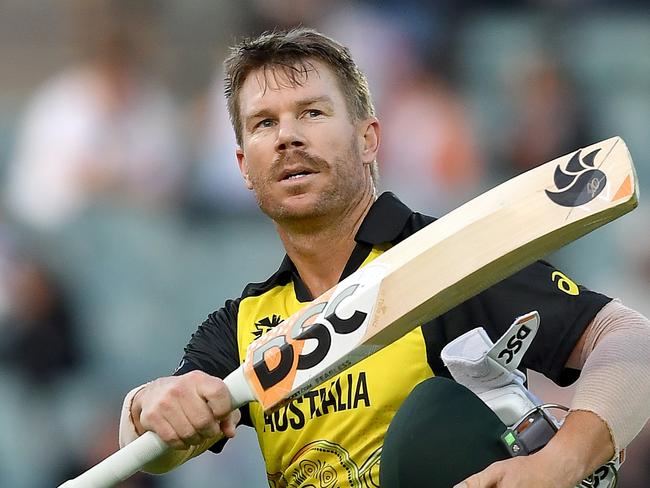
[120,28,650,487]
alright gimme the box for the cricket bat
[59,136,638,487]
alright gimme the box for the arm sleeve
[570,299,650,452]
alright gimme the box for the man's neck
[276,190,375,298]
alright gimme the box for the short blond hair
[224,28,378,186]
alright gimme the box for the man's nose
[275,118,306,152]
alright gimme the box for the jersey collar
[354,191,414,246]
[275,192,415,301]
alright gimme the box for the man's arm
[118,370,240,474]
[457,299,650,488]
[568,299,650,452]
[117,302,243,473]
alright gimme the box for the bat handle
[58,366,254,487]
[57,431,168,487]
[223,364,254,409]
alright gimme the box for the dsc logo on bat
[245,264,386,400]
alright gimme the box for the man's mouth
[279,168,317,181]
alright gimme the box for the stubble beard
[251,137,366,227]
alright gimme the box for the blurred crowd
[0,1,648,486]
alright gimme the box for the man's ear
[359,117,380,166]
[236,148,254,190]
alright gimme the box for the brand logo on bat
[545,149,607,207]
[249,281,376,391]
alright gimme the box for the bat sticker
[245,264,387,406]
[545,149,607,207]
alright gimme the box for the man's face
[236,60,377,224]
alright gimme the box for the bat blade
[59,136,638,487]
[242,136,637,411]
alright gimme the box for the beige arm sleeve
[118,383,220,474]
[570,299,650,452]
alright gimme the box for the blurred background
[0,0,648,486]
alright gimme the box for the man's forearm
[533,410,614,486]
[454,409,616,488]
[531,299,650,485]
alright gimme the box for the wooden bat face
[241,137,638,412]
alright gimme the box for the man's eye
[306,109,323,118]
[256,119,274,129]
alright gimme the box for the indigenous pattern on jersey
[176,192,611,488]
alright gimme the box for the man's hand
[131,370,240,450]
[454,410,614,488]
[453,454,572,488]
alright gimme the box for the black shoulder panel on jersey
[420,260,611,386]
[179,298,242,378]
